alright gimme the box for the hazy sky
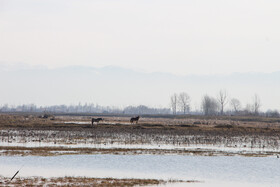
[1,0,280,75]
[1,1,280,111]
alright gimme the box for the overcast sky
[1,0,280,75]
[1,1,280,111]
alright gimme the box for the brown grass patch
[0,176,196,187]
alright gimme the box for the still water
[0,154,279,186]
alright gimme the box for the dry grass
[1,113,280,132]
[0,145,278,157]
[0,176,193,187]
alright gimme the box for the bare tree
[178,92,190,114]
[266,109,280,118]
[170,93,178,115]
[201,95,219,116]
[217,90,228,115]
[244,103,253,115]
[230,98,241,114]
[252,94,261,115]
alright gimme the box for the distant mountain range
[1,65,279,111]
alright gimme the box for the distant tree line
[123,105,170,115]
[170,90,279,117]
[0,103,171,115]
[0,89,279,117]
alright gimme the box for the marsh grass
[0,176,193,187]
[1,114,280,157]
[0,145,278,157]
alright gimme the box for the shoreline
[0,176,195,187]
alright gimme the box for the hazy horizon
[1,64,279,112]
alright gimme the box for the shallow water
[0,154,279,186]
[1,129,279,153]
[1,140,279,157]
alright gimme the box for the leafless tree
[170,93,178,115]
[178,92,190,114]
[266,109,280,118]
[244,103,253,115]
[252,94,261,115]
[201,95,219,116]
[230,98,241,114]
[217,90,228,115]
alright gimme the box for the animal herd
[91,116,140,126]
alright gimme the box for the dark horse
[130,116,140,124]
[91,117,103,126]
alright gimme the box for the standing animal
[91,118,103,126]
[130,116,140,124]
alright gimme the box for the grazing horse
[91,118,103,126]
[130,116,140,124]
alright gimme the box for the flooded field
[1,114,280,186]
[1,126,280,157]
[1,154,280,186]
